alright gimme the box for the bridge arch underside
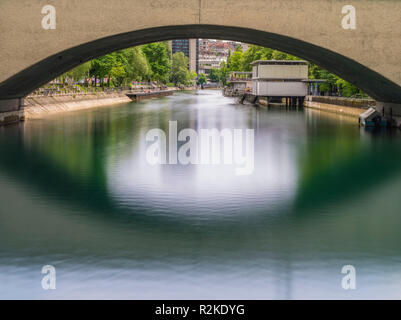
[1,24,401,103]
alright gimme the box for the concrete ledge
[0,109,25,126]
[306,96,375,109]
[304,100,365,118]
[126,90,173,102]
[24,92,132,119]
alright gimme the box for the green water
[1,90,401,299]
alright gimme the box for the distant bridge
[0,0,401,122]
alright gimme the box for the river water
[1,90,401,299]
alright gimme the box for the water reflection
[1,91,401,299]
[109,92,298,220]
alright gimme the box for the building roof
[251,60,308,65]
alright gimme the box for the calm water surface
[1,90,401,299]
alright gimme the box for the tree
[308,63,366,97]
[271,50,293,60]
[90,54,116,86]
[218,61,230,86]
[63,61,91,83]
[163,41,172,60]
[109,61,126,86]
[241,46,261,72]
[335,78,363,97]
[56,40,368,98]
[240,45,272,71]
[197,73,207,88]
[208,68,221,82]
[170,52,190,85]
[122,46,152,83]
[189,71,198,82]
[227,49,244,72]
[142,42,171,83]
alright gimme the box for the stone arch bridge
[0,0,401,122]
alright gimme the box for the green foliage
[208,69,221,82]
[189,71,198,81]
[142,42,171,83]
[224,45,299,73]
[218,61,230,86]
[309,63,367,97]
[197,73,207,86]
[57,41,368,98]
[227,49,244,71]
[214,43,367,98]
[170,52,191,85]
[91,54,116,85]
[122,46,152,82]
[109,62,126,86]
[335,78,363,97]
[66,44,167,87]
[64,62,91,82]
[241,46,264,72]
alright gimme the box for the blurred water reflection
[1,90,401,299]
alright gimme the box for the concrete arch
[0,24,401,104]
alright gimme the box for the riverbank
[23,88,184,119]
[303,96,374,118]
[256,96,373,118]
[24,92,132,119]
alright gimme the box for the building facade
[251,60,309,97]
[170,39,249,76]
[198,39,249,76]
[170,39,199,74]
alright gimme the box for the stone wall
[24,92,131,119]
[304,100,366,118]
[306,96,376,109]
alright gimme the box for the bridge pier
[0,98,25,126]
[376,102,401,128]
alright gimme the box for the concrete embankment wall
[255,96,374,118]
[24,92,132,119]
[306,96,375,108]
[304,96,375,118]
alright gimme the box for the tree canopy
[142,42,171,83]
[197,73,207,86]
[123,47,152,82]
[62,42,171,87]
[170,52,191,86]
[60,41,368,98]
[216,44,367,98]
